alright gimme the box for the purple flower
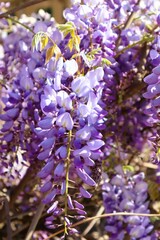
[86,67,104,88]
[73,146,91,158]
[76,167,96,186]
[39,137,55,150]
[54,162,64,177]
[56,112,74,130]
[87,139,105,150]
[56,90,72,110]
[38,118,55,129]
[40,181,52,193]
[40,86,57,114]
[76,125,91,140]
[80,186,92,198]
[71,76,91,97]
[102,166,155,239]
[43,188,59,204]
[47,201,59,214]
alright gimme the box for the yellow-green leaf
[32,33,41,51]
[32,36,36,50]
[102,58,112,66]
[54,44,61,61]
[68,38,74,52]
[45,44,61,64]
[74,35,80,52]
[57,22,75,37]
[123,165,134,173]
[68,35,80,52]
[40,35,48,51]
[87,48,101,57]
[45,46,55,64]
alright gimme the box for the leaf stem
[115,0,142,49]
[7,16,35,34]
[64,130,72,235]
[115,34,154,58]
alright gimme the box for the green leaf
[68,38,74,52]
[101,58,112,66]
[57,22,76,37]
[32,33,42,51]
[150,216,160,222]
[58,22,80,52]
[32,32,49,51]
[122,165,134,173]
[32,36,36,50]
[74,35,81,52]
[88,48,101,56]
[68,35,81,52]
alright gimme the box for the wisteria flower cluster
[102,166,156,240]
[0,0,160,239]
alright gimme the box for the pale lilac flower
[56,112,74,130]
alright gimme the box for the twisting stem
[115,0,142,49]
[7,16,35,34]
[46,212,160,239]
[123,0,141,29]
[115,34,154,58]
[82,206,104,236]
[64,130,72,235]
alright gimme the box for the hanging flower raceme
[102,165,156,240]
[36,51,106,230]
[0,0,160,239]
[143,64,160,122]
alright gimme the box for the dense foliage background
[0,0,160,239]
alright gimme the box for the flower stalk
[64,130,72,235]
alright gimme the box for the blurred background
[2,0,71,23]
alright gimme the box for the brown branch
[4,196,12,240]
[117,42,151,103]
[0,161,42,222]
[10,165,35,209]
[82,206,104,237]
[12,223,30,238]
[25,202,45,240]
[0,0,49,19]
[122,81,146,101]
[115,0,142,50]
[46,212,160,239]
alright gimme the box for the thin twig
[25,202,45,240]
[7,16,35,34]
[0,162,41,222]
[82,206,104,237]
[115,0,142,49]
[12,223,30,237]
[46,212,160,239]
[0,0,49,19]
[4,196,12,240]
